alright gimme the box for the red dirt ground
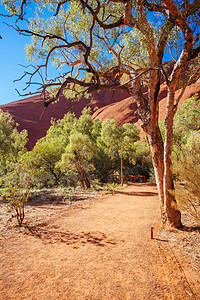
[0,183,199,299]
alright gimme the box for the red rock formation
[0,74,199,149]
[0,89,129,149]
[92,97,138,126]
[158,79,200,120]
[93,79,200,129]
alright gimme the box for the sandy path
[0,183,199,299]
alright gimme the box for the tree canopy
[1,0,199,101]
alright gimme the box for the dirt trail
[0,183,199,299]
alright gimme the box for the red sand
[0,184,199,299]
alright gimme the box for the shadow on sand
[180,226,200,233]
[114,190,158,197]
[23,223,117,247]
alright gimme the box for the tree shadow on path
[23,223,117,247]
[180,225,200,233]
[115,190,158,197]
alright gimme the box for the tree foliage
[24,137,66,187]
[59,131,94,188]
[171,95,200,225]
[21,108,145,187]
[132,138,153,179]
[173,94,200,150]
[0,109,28,176]
[100,119,140,184]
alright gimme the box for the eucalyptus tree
[101,119,140,185]
[2,0,200,227]
[40,108,103,187]
[59,131,95,188]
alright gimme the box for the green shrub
[173,136,200,225]
[1,164,31,226]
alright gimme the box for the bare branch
[143,0,169,18]
[95,30,121,64]
[18,0,27,20]
[79,0,124,29]
[157,19,175,63]
[0,0,27,20]
[83,0,101,85]
[161,65,170,85]
[164,0,193,45]
[185,0,200,17]
[42,76,130,107]
[168,42,177,62]
[54,0,69,16]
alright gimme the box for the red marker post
[151,227,154,239]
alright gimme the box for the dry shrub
[1,164,31,226]
[173,137,200,226]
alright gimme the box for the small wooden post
[151,227,154,239]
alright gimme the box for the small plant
[62,191,73,204]
[1,164,31,226]
[109,182,119,189]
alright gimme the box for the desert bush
[1,164,31,226]
[173,136,200,225]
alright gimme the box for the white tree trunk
[146,127,165,220]
[145,119,182,228]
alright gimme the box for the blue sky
[0,9,32,105]
[0,4,68,106]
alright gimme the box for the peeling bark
[146,128,165,218]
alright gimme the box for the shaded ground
[0,183,199,299]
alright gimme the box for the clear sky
[0,6,33,105]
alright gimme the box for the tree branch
[79,0,124,29]
[164,0,193,45]
[157,19,175,63]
